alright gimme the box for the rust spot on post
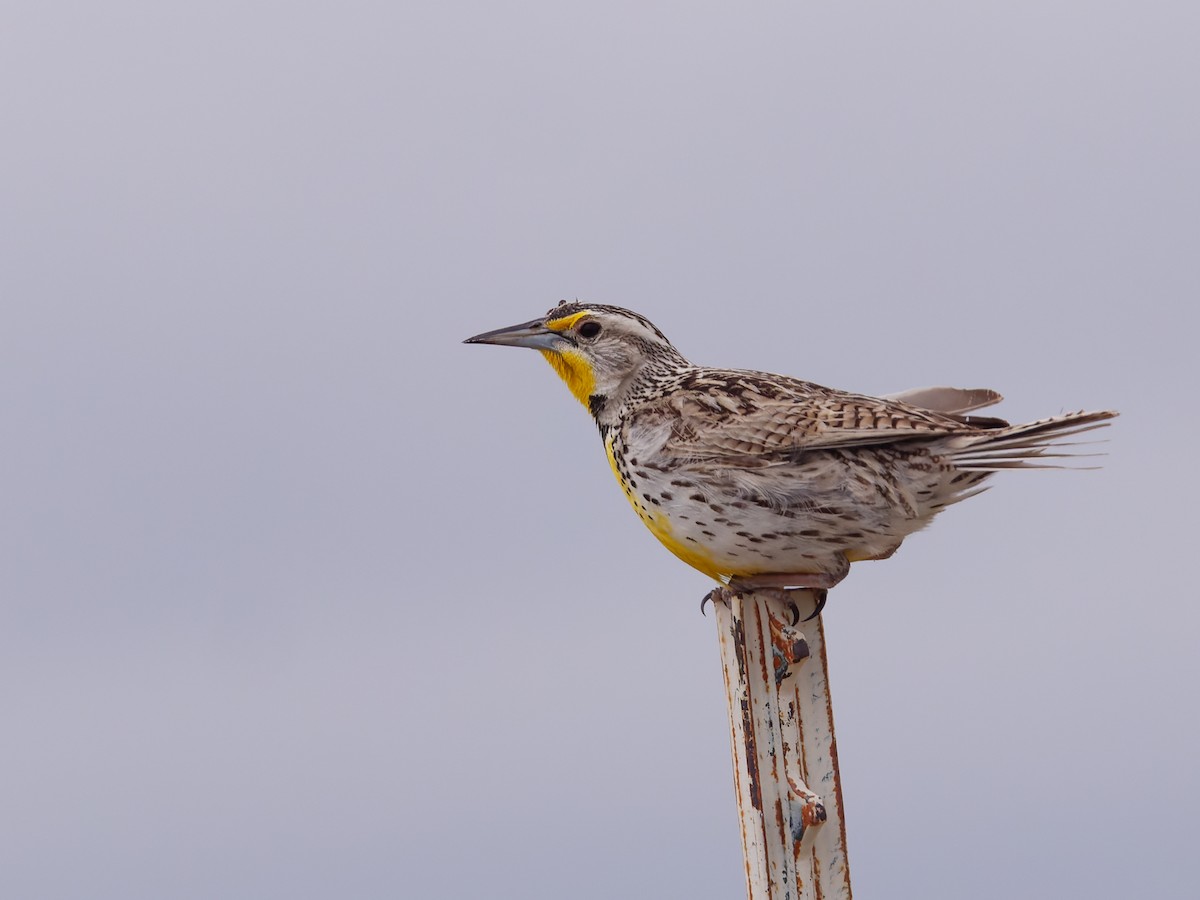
[769,607,810,685]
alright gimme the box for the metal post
[712,588,852,900]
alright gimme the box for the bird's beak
[463,317,566,352]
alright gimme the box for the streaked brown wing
[635,369,987,464]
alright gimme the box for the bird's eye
[578,320,602,339]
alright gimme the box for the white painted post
[712,588,852,900]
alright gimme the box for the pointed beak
[463,317,567,352]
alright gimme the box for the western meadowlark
[465,302,1116,595]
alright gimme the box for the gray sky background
[2,2,1197,898]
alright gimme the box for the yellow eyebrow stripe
[544,310,593,332]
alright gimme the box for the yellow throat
[538,349,595,407]
[539,309,598,407]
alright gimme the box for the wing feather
[633,369,988,464]
[879,386,1003,415]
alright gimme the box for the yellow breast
[604,435,726,582]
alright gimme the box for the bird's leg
[728,554,850,592]
[725,558,846,622]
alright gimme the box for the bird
[465,301,1116,601]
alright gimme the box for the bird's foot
[725,562,843,622]
[712,585,827,624]
[727,564,846,593]
[800,589,828,622]
[701,569,835,622]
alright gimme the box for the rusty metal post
[712,588,852,900]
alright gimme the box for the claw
[788,601,801,627]
[700,588,718,616]
[801,589,828,622]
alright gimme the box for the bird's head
[465,301,686,417]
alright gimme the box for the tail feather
[947,410,1117,471]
